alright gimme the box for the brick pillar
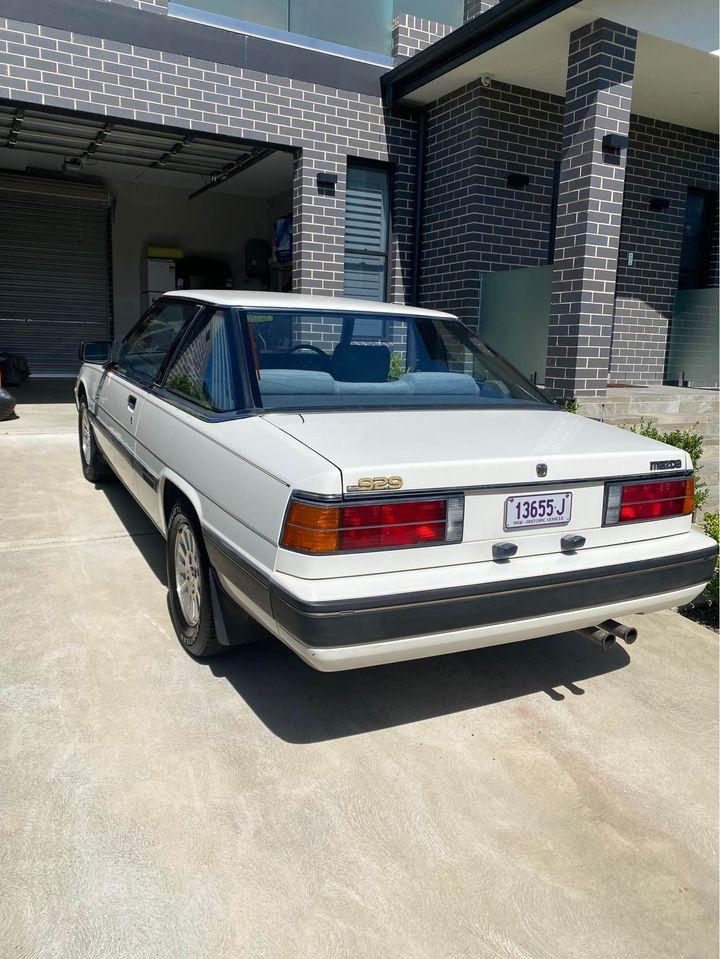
[463,0,500,21]
[392,14,453,63]
[292,149,346,296]
[545,19,637,398]
[108,0,169,12]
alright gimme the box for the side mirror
[79,341,124,364]
[80,340,111,363]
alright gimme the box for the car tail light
[604,477,694,525]
[281,495,464,554]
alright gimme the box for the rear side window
[164,307,236,412]
[120,299,198,384]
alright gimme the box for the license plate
[504,491,572,530]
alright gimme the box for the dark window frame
[344,158,393,337]
[677,186,717,291]
[547,158,561,265]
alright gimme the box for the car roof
[163,289,457,319]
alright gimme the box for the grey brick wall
[545,19,637,398]
[420,77,563,323]
[391,14,453,62]
[0,14,417,301]
[419,65,718,382]
[610,116,719,383]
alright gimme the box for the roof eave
[381,0,582,107]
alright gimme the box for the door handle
[127,395,137,411]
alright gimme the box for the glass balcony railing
[169,0,464,61]
[665,287,719,388]
[479,270,720,390]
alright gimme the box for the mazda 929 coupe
[75,292,717,670]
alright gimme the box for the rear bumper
[204,526,717,671]
[272,546,717,650]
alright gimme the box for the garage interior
[0,102,294,375]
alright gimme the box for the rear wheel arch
[165,498,222,656]
[160,475,204,538]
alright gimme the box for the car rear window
[239,310,549,411]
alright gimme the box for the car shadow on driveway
[99,479,630,744]
[208,634,629,743]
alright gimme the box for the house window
[344,162,391,337]
[678,188,716,290]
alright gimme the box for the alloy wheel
[81,406,92,464]
[174,521,202,627]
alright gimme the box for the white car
[76,292,717,670]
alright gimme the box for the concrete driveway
[1,382,718,959]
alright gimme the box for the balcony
[169,0,463,63]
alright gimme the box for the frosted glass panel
[174,0,465,54]
[393,0,463,27]
[181,0,288,29]
[666,287,719,387]
[478,266,551,383]
[290,0,392,56]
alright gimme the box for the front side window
[120,299,198,384]
[164,308,237,412]
[242,310,549,411]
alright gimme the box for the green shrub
[704,512,719,604]
[561,398,578,414]
[628,418,709,512]
[389,352,407,380]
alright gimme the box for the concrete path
[1,383,718,959]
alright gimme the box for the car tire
[166,502,222,657]
[0,386,16,421]
[78,399,111,482]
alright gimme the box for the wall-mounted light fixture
[316,171,338,188]
[506,172,530,189]
[602,133,629,153]
[649,196,670,212]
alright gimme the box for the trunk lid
[264,409,689,492]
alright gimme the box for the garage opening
[0,102,294,376]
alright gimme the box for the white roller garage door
[0,174,111,375]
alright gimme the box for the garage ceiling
[0,103,293,196]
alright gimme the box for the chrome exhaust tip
[576,626,616,651]
[600,619,638,645]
